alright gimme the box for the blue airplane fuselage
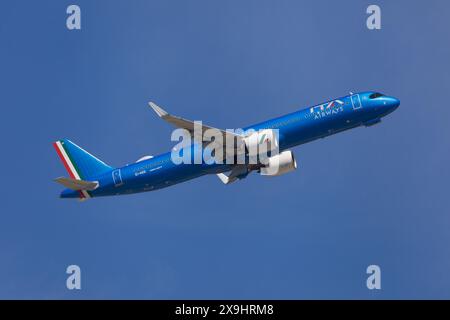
[60,91,399,198]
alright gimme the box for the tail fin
[53,139,113,199]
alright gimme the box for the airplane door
[112,169,123,186]
[351,94,362,110]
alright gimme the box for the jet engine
[260,150,297,176]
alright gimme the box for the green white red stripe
[53,140,90,199]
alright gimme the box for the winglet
[217,173,231,184]
[216,173,239,185]
[148,101,169,118]
[216,165,249,185]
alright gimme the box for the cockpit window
[369,92,384,99]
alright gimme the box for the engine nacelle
[243,129,279,158]
[260,150,297,176]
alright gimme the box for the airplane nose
[386,96,400,110]
[383,97,400,113]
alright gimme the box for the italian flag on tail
[53,140,90,199]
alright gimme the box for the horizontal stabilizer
[54,177,99,191]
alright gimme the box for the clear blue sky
[1,0,449,299]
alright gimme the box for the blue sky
[1,0,450,299]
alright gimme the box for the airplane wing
[149,101,245,158]
[149,102,265,185]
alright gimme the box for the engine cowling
[260,150,297,176]
[243,129,279,157]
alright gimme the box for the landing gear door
[351,94,362,110]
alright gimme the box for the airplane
[53,91,400,200]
